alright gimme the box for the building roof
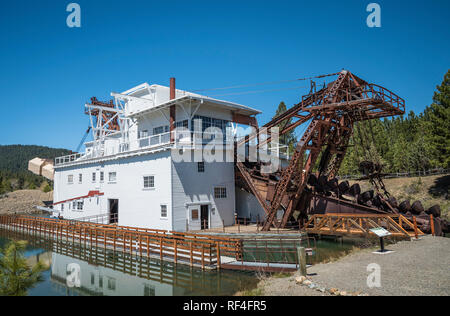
[120,83,261,118]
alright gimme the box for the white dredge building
[51,79,276,232]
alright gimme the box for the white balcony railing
[54,131,236,166]
[54,131,292,167]
[54,153,85,166]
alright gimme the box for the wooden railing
[304,213,425,239]
[0,215,243,270]
[0,228,249,296]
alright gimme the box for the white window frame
[92,172,96,183]
[77,201,84,211]
[108,172,117,183]
[214,187,227,199]
[139,130,149,139]
[68,175,74,184]
[78,174,83,184]
[160,204,168,219]
[100,171,105,183]
[61,204,64,212]
[143,175,155,190]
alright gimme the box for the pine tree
[272,102,297,153]
[423,70,450,168]
[0,240,45,296]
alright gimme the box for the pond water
[0,228,364,296]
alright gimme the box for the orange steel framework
[235,70,405,231]
[304,213,424,239]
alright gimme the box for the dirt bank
[253,235,450,296]
[0,190,52,215]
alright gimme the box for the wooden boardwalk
[0,215,243,270]
[305,213,425,239]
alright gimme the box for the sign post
[370,227,392,254]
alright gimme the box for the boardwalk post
[190,242,193,267]
[216,242,221,270]
[201,245,205,269]
[297,247,307,276]
[160,237,163,262]
[174,239,177,264]
[413,216,419,239]
[430,215,435,237]
[113,231,116,251]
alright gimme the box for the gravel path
[261,236,450,296]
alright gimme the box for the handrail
[304,213,424,238]
[0,214,242,260]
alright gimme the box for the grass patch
[239,287,264,296]
[271,272,292,279]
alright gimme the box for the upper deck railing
[365,84,405,113]
[54,153,85,166]
[54,131,239,167]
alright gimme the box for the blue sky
[0,0,448,150]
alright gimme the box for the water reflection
[0,229,258,296]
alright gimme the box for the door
[108,199,119,224]
[200,205,209,230]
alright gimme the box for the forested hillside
[0,145,70,194]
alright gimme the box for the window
[73,201,76,209]
[214,187,227,199]
[144,284,155,296]
[77,201,84,211]
[78,174,83,183]
[191,115,230,133]
[100,171,104,182]
[197,162,205,173]
[175,120,188,129]
[143,176,154,189]
[139,130,149,139]
[61,204,64,212]
[107,278,116,291]
[191,209,199,221]
[160,205,167,218]
[99,276,103,288]
[90,273,95,285]
[92,172,96,182]
[68,175,73,184]
[109,172,117,183]
[153,125,169,135]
